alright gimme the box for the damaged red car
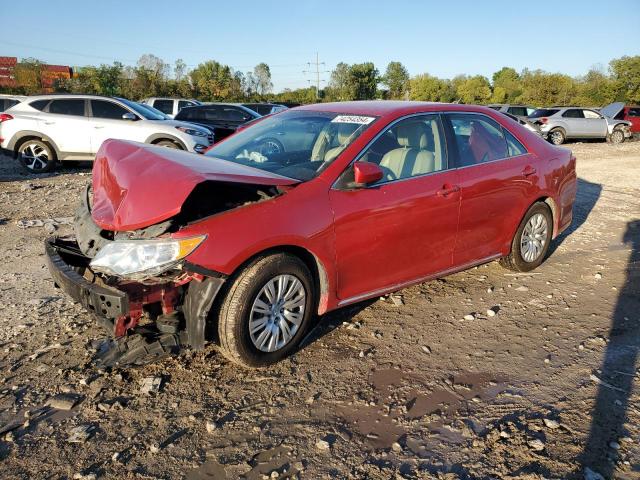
[46,101,576,367]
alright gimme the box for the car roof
[20,94,121,101]
[294,100,502,117]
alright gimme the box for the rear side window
[178,100,195,111]
[153,99,174,114]
[449,114,508,167]
[507,106,528,117]
[29,99,50,111]
[1,99,20,111]
[562,109,584,119]
[583,110,601,119]
[488,106,502,111]
[49,99,85,116]
[504,130,527,157]
[204,107,223,121]
[91,100,129,119]
[529,109,559,118]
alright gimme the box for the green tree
[13,58,44,95]
[574,67,615,106]
[349,62,379,100]
[383,61,409,99]
[609,55,640,103]
[456,75,492,104]
[408,73,455,102]
[518,69,577,106]
[327,62,352,101]
[491,67,522,103]
[189,60,240,101]
[253,62,273,97]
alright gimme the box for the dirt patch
[0,140,639,478]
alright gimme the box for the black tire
[217,253,315,368]
[155,140,182,149]
[500,202,553,272]
[548,128,565,145]
[17,139,57,173]
[608,128,625,144]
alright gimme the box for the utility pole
[303,52,329,100]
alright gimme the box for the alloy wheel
[249,274,306,352]
[520,213,548,263]
[611,130,624,144]
[550,131,564,145]
[20,143,50,171]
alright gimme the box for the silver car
[528,106,632,145]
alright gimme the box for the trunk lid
[92,139,299,231]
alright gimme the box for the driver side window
[359,114,447,183]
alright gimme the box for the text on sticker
[331,115,376,125]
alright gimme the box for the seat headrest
[336,123,358,144]
[397,122,428,148]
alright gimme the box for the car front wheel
[500,202,553,272]
[217,253,315,367]
[609,128,625,144]
[18,139,57,173]
[548,129,565,145]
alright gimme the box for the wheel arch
[8,130,61,159]
[145,133,187,150]
[228,244,330,315]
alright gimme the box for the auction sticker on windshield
[331,115,376,125]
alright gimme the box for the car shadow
[548,177,602,257]
[0,154,92,182]
[579,219,640,477]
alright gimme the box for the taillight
[540,117,548,124]
[0,113,13,123]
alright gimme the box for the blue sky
[2,0,639,91]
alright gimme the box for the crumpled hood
[91,139,299,231]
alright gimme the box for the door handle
[522,166,537,177]
[437,184,460,197]
[44,121,55,125]
[93,126,104,129]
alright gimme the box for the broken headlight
[90,236,205,278]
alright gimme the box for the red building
[0,56,72,91]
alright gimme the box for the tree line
[2,54,639,107]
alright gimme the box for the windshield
[205,110,377,181]
[116,97,166,120]
[529,108,559,118]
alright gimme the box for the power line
[302,52,330,99]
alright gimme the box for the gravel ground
[0,139,639,479]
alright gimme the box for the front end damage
[45,140,299,366]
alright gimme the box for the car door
[43,99,92,156]
[561,108,586,137]
[447,113,537,266]
[329,114,460,302]
[582,109,608,137]
[88,99,145,153]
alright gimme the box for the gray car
[528,106,632,145]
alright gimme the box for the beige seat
[379,122,435,181]
[311,123,358,162]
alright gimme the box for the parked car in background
[175,103,261,143]
[488,104,535,119]
[46,101,576,367]
[0,94,27,112]
[600,102,640,134]
[528,106,632,145]
[0,95,213,172]
[141,97,202,118]
[499,111,542,136]
[242,103,288,116]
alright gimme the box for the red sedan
[46,101,577,367]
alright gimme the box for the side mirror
[122,112,137,121]
[353,162,383,186]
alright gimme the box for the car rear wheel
[217,253,315,368]
[548,129,565,145]
[155,140,182,149]
[609,128,625,144]
[500,202,553,272]
[17,139,57,173]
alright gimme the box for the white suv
[141,98,202,118]
[0,95,213,173]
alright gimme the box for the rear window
[29,99,49,111]
[529,109,559,118]
[49,99,85,116]
[153,99,174,114]
[507,106,528,117]
[1,99,20,111]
